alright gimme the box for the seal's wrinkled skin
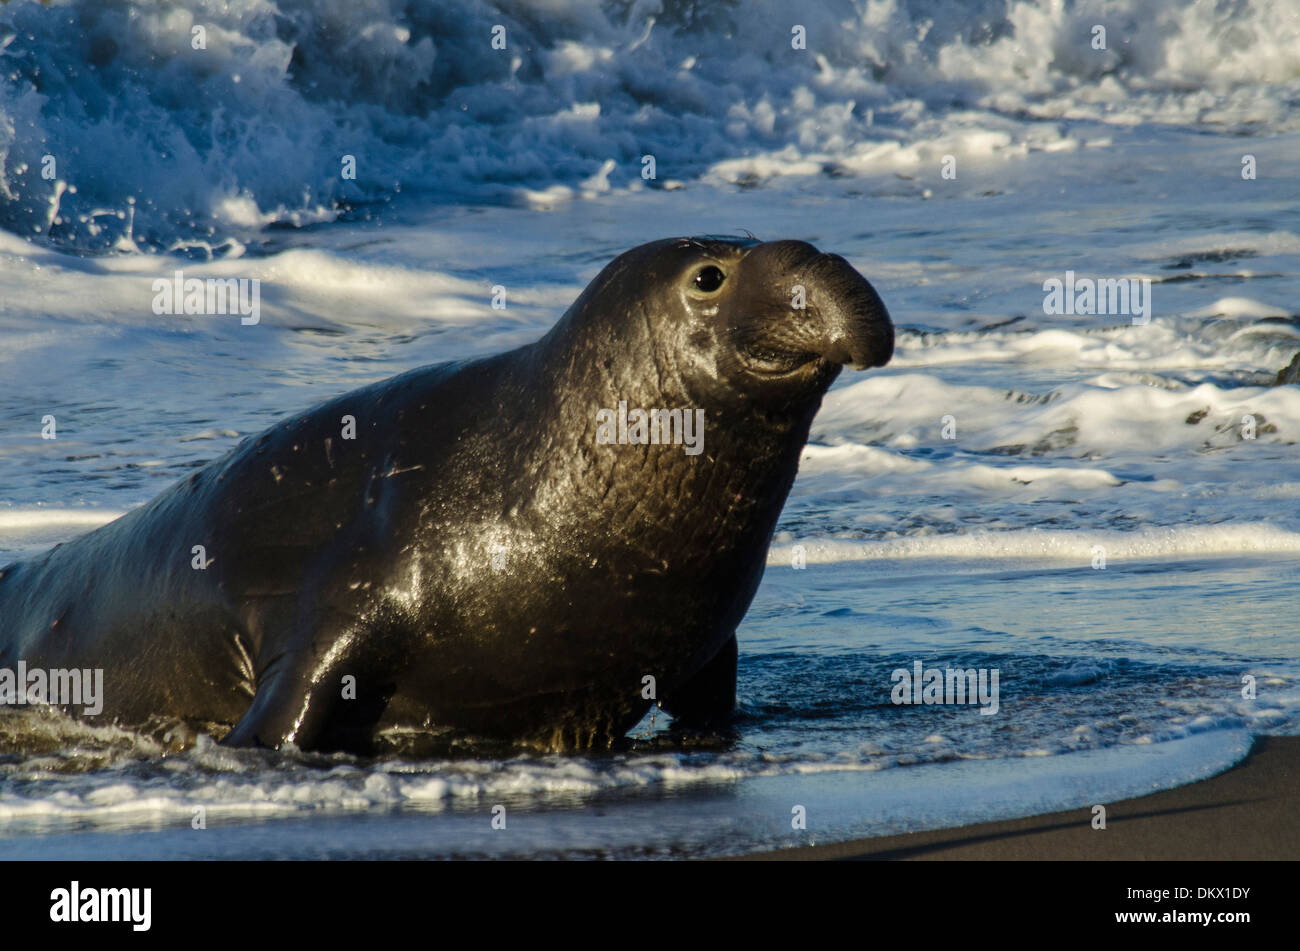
[0,237,893,753]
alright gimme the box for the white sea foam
[0,508,123,557]
[2,0,1297,250]
[813,373,1300,456]
[768,523,1300,566]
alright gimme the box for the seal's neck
[512,330,826,570]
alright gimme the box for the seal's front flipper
[222,647,346,751]
[662,634,737,727]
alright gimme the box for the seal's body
[0,237,893,753]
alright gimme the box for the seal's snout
[812,253,894,370]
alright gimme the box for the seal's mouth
[739,347,825,378]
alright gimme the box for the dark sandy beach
[739,736,1299,860]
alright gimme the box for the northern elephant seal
[0,237,893,753]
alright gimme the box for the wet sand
[738,735,1299,860]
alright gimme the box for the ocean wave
[814,372,1300,453]
[2,0,1297,250]
[0,650,1291,837]
[767,523,1300,564]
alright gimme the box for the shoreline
[735,735,1300,860]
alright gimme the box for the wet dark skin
[0,237,893,754]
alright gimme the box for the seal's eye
[693,265,725,293]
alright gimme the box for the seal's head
[555,235,894,411]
